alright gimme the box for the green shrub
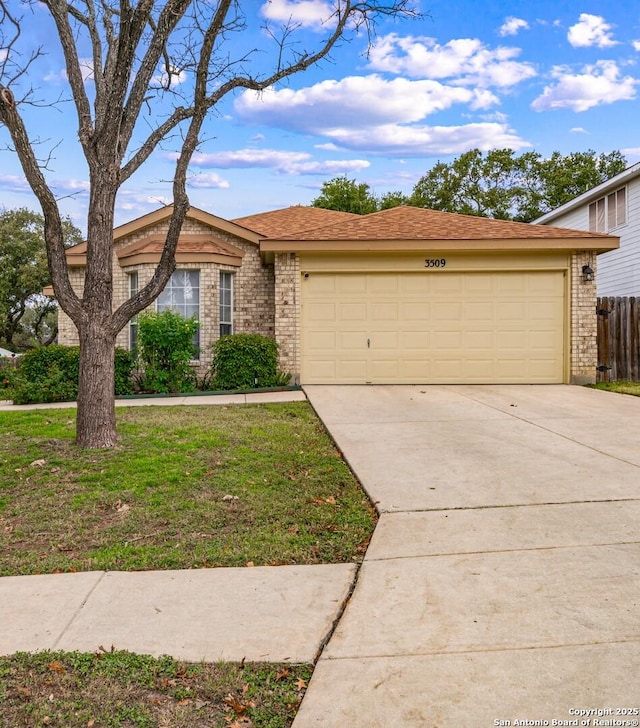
[12,345,80,404]
[114,348,135,396]
[0,358,18,391]
[11,345,134,404]
[211,333,289,390]
[136,310,198,393]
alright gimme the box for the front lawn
[0,402,376,577]
[0,649,313,727]
[591,381,640,397]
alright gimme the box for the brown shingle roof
[273,206,614,241]
[233,206,359,238]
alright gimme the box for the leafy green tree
[312,176,380,214]
[0,208,82,349]
[410,149,627,222]
[379,190,409,209]
[537,150,627,213]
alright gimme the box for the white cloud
[531,61,636,112]
[621,147,640,158]
[499,17,529,37]
[52,178,90,195]
[570,127,589,134]
[259,0,335,30]
[319,122,530,157]
[189,148,370,176]
[236,75,500,134]
[0,174,31,192]
[187,172,230,189]
[152,67,188,88]
[568,14,618,48]
[633,40,640,51]
[367,34,536,88]
[44,58,94,84]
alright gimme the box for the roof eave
[260,237,619,254]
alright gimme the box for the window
[157,270,200,358]
[220,271,233,337]
[589,186,626,232]
[128,272,138,354]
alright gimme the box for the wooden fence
[596,297,640,382]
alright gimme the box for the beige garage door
[300,270,565,384]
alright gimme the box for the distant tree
[536,150,627,214]
[410,149,628,222]
[0,208,82,349]
[378,190,409,209]
[312,176,379,214]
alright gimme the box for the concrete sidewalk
[294,385,640,727]
[0,389,306,411]
[0,565,355,663]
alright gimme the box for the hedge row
[9,333,290,404]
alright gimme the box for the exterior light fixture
[582,265,594,283]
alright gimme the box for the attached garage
[300,265,566,384]
[261,206,619,386]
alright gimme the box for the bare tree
[0,0,417,447]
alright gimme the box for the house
[534,161,640,296]
[54,204,617,386]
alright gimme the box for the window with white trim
[220,271,233,337]
[128,271,138,354]
[589,186,626,232]
[157,269,200,359]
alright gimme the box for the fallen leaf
[223,693,256,716]
[48,661,66,674]
[30,459,46,467]
[288,525,299,535]
[176,698,191,706]
[275,668,290,681]
[246,561,254,567]
[15,686,31,699]
[295,678,307,690]
[222,494,239,502]
[87,720,96,727]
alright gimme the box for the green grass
[0,402,377,577]
[590,381,640,397]
[0,649,313,727]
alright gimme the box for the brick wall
[56,216,275,374]
[570,250,597,384]
[274,253,301,383]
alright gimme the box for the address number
[425,258,446,268]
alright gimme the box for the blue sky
[1,0,640,233]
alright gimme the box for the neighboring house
[534,161,640,296]
[53,204,617,386]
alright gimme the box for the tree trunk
[76,321,117,448]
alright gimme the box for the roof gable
[113,204,261,244]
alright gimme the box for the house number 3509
[424,258,447,268]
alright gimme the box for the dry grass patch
[0,649,313,727]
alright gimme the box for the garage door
[300,270,565,384]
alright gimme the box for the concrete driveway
[294,385,640,727]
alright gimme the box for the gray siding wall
[543,177,640,296]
